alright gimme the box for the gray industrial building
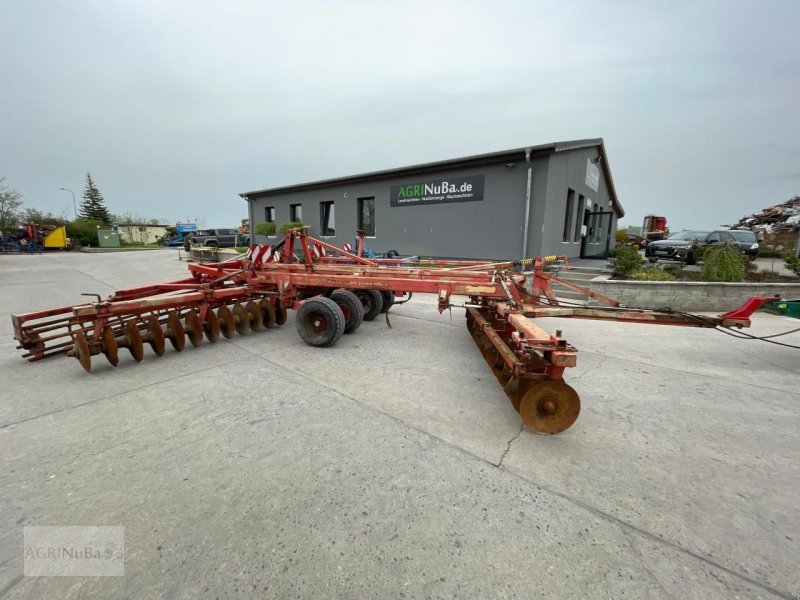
[240,138,624,260]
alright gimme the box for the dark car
[645,230,709,263]
[646,230,759,264]
[190,228,244,248]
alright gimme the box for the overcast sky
[2,0,798,230]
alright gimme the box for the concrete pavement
[1,249,798,599]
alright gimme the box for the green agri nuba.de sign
[390,175,485,207]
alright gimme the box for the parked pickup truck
[191,228,246,248]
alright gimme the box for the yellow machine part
[44,226,68,248]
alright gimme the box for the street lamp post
[58,187,78,220]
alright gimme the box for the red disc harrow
[11,228,774,434]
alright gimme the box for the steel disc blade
[125,320,144,362]
[185,311,204,347]
[232,303,250,335]
[147,316,166,356]
[259,299,276,329]
[519,380,581,435]
[167,312,186,351]
[74,331,92,373]
[217,305,235,339]
[245,301,264,331]
[204,308,221,342]
[101,326,119,366]
[274,300,288,326]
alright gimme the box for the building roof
[240,138,624,217]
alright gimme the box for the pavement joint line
[229,338,795,600]
[0,574,24,598]
[494,422,524,468]
[500,462,796,600]
[0,355,245,430]
[0,281,57,287]
[619,526,678,600]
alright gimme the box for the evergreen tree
[79,173,110,223]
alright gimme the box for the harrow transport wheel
[232,303,250,335]
[380,290,394,313]
[295,296,345,347]
[245,301,264,332]
[125,320,145,362]
[204,309,221,342]
[102,326,119,366]
[258,299,276,329]
[519,380,581,435]
[217,305,235,339]
[166,312,186,351]
[354,289,383,321]
[274,300,288,326]
[146,316,166,356]
[330,289,364,334]
[74,332,92,373]
[185,311,204,347]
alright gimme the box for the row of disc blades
[465,308,580,435]
[71,299,286,373]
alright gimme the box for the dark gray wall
[245,146,620,260]
[247,160,545,260]
[538,147,618,259]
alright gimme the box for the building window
[320,201,335,236]
[358,197,375,237]
[575,194,586,241]
[264,206,275,223]
[290,203,303,222]
[563,189,575,242]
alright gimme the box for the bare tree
[0,177,24,234]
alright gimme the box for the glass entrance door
[580,210,613,259]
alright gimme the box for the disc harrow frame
[10,228,776,434]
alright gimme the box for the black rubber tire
[354,289,383,321]
[380,290,394,313]
[295,296,345,347]
[685,252,696,266]
[330,289,364,334]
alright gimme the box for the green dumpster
[97,230,121,248]
[765,299,800,319]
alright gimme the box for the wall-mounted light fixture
[505,162,517,168]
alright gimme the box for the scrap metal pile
[726,196,800,236]
[11,229,774,435]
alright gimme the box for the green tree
[79,173,110,223]
[608,245,644,279]
[0,177,24,234]
[700,245,746,282]
[66,219,104,247]
[254,221,276,236]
